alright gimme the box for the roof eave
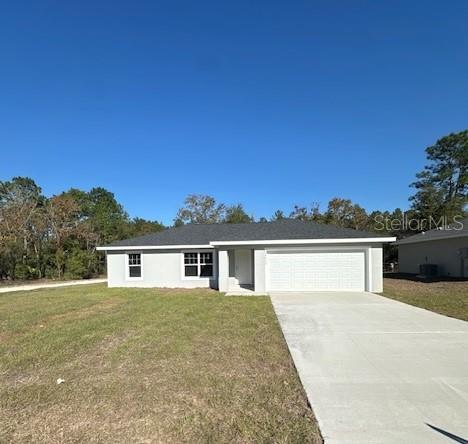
[96,244,214,251]
[395,232,468,246]
[210,237,396,246]
[97,237,397,251]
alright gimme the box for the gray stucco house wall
[106,249,219,289]
[396,218,468,278]
[398,237,468,278]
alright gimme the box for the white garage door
[266,250,366,291]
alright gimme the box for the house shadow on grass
[384,272,468,283]
[426,424,468,443]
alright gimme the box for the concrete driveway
[270,292,468,444]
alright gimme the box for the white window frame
[125,251,143,281]
[181,250,215,280]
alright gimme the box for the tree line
[0,181,164,280]
[1,130,466,281]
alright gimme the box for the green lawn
[383,277,468,321]
[0,284,320,444]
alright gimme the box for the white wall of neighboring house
[398,236,468,278]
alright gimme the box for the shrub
[64,250,95,279]
[14,263,39,280]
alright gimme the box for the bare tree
[174,194,226,225]
[46,195,81,278]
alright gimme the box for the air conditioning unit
[419,264,438,277]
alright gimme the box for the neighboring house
[97,219,395,294]
[396,217,468,278]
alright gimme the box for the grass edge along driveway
[383,277,468,322]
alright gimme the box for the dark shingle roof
[395,217,468,245]
[103,219,390,248]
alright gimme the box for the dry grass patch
[0,284,320,443]
[383,277,468,321]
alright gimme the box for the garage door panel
[267,250,365,291]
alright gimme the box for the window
[184,252,213,278]
[128,253,142,278]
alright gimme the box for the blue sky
[1,1,467,225]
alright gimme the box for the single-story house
[396,217,468,278]
[97,219,395,294]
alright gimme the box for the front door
[235,249,253,285]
